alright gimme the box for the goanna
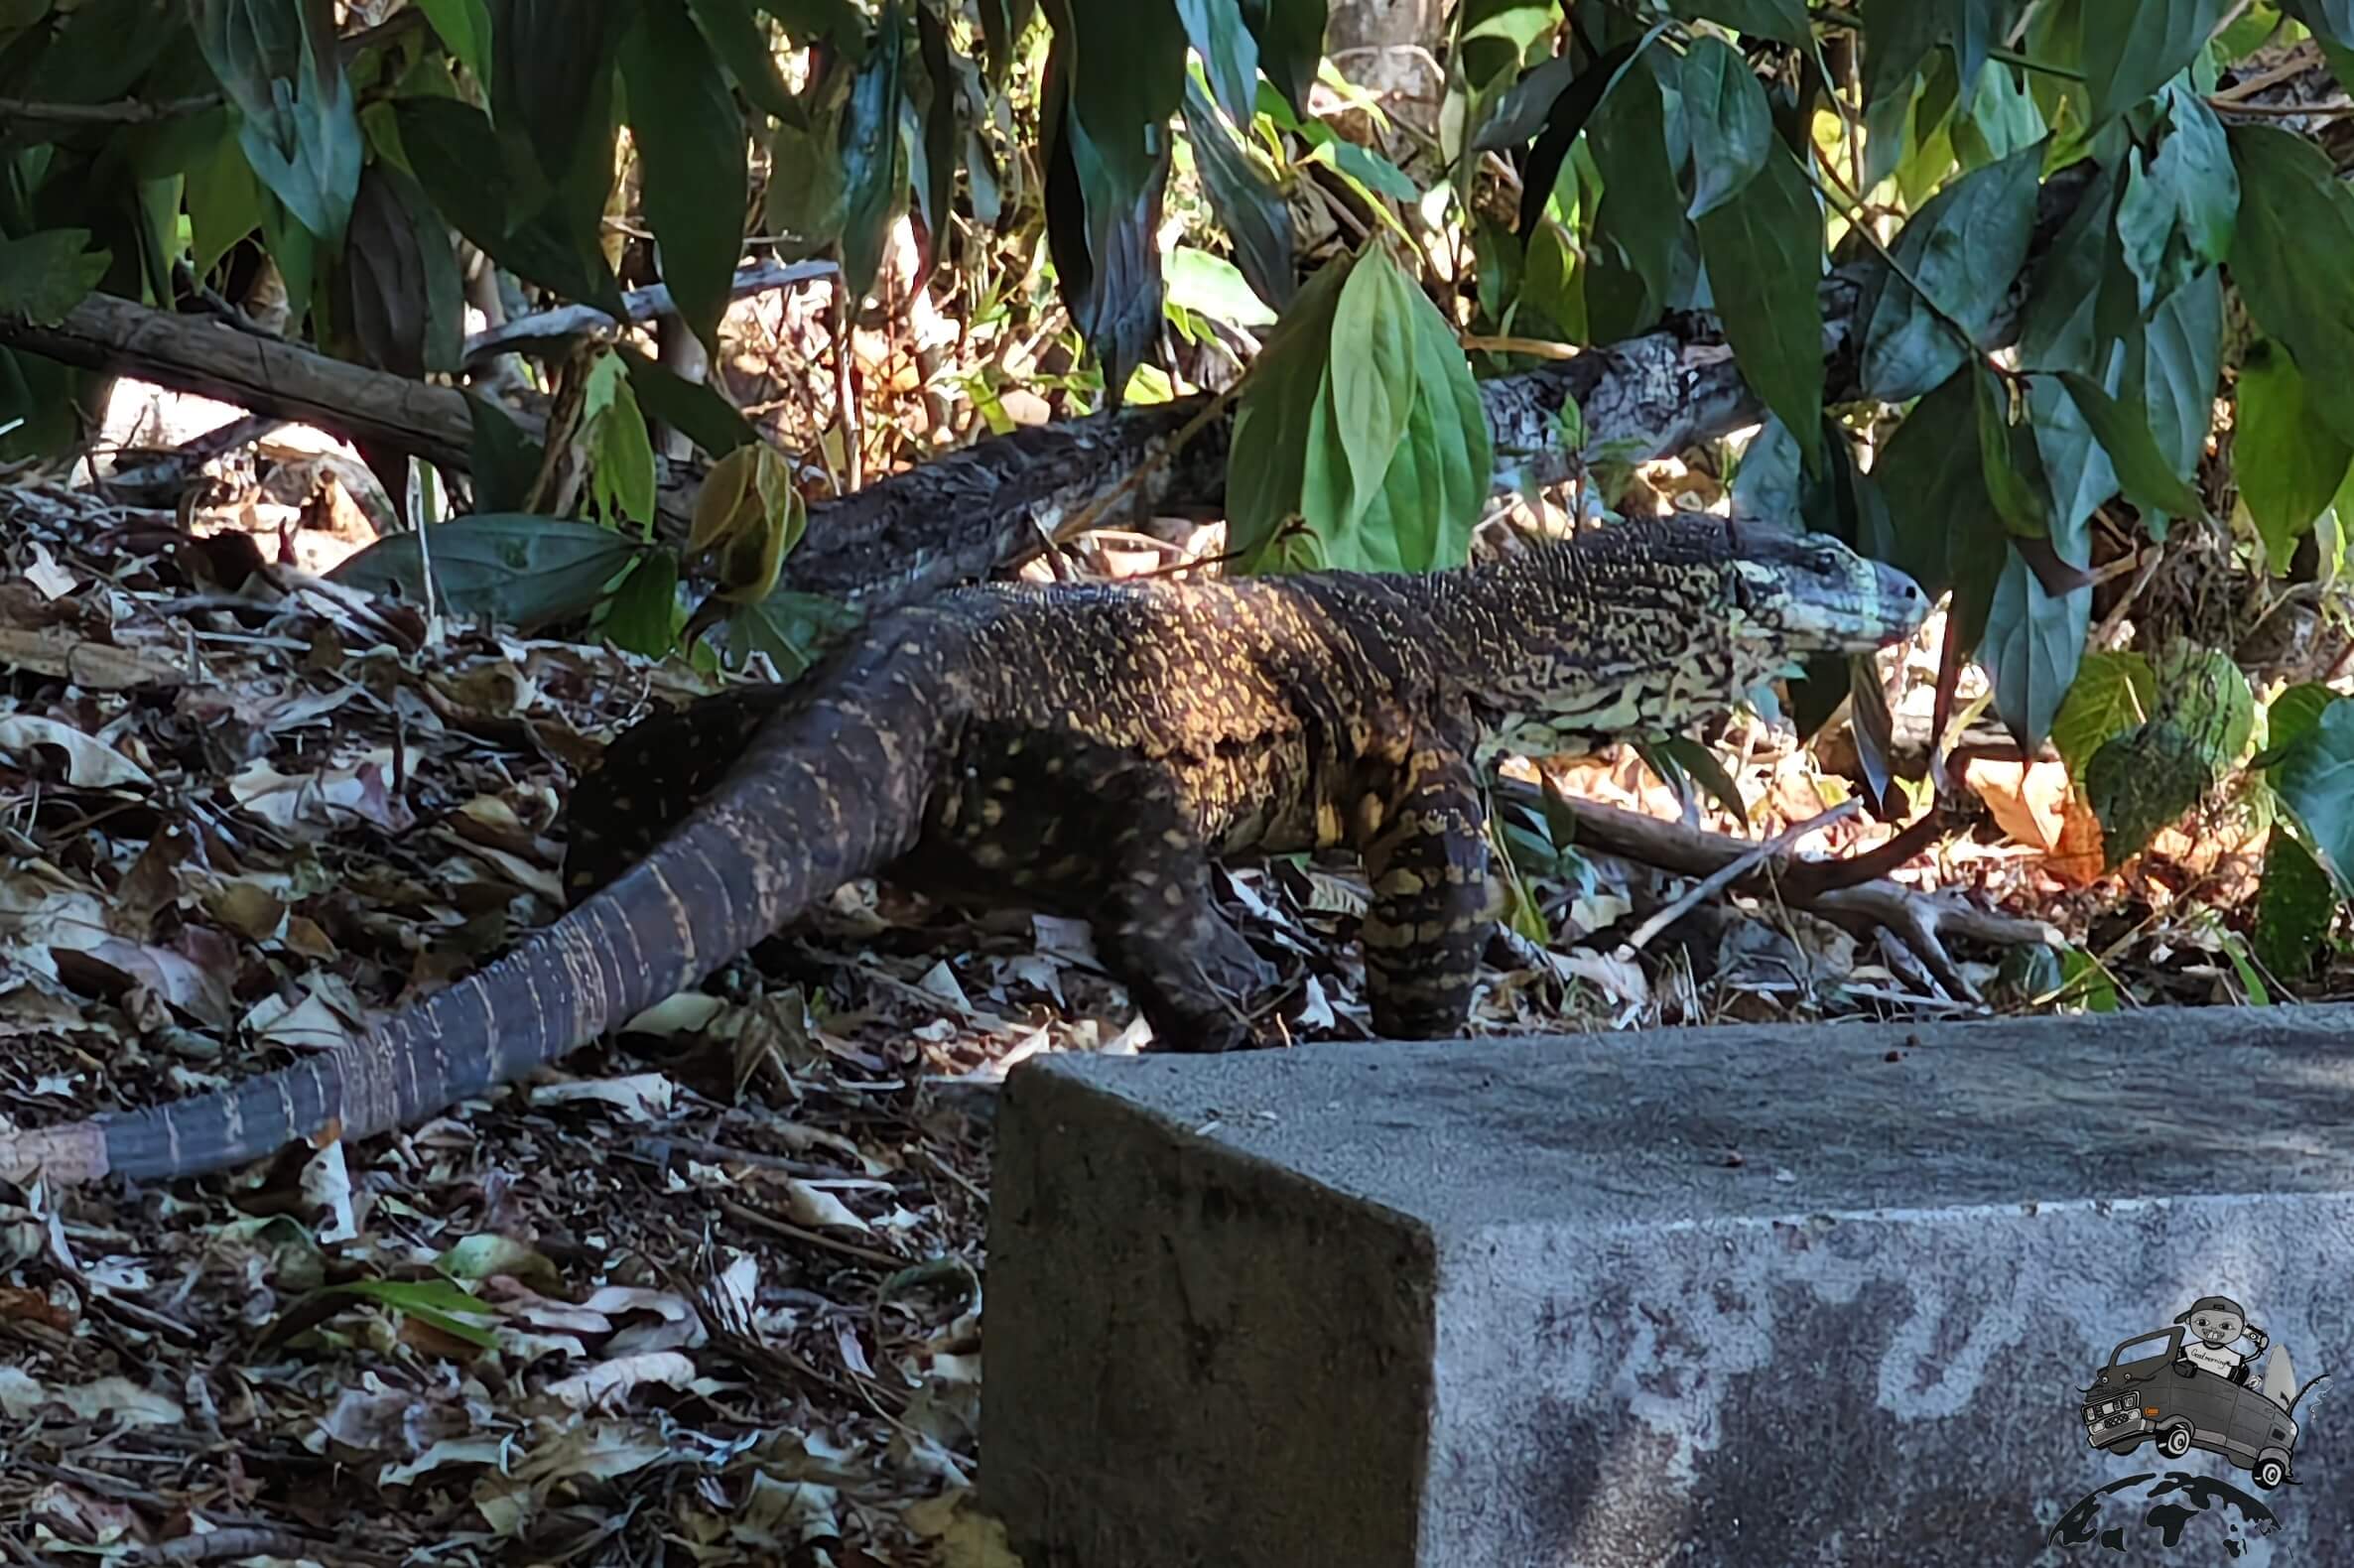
[0,512,1926,1186]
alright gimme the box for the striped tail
[1,678,952,1186]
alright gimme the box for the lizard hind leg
[562,686,808,905]
[1093,820,1280,1055]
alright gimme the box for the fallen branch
[1506,782,2063,1002]
[460,258,841,367]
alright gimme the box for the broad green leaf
[1226,255,1351,561]
[327,515,643,630]
[582,353,658,531]
[684,0,798,120]
[2268,696,2354,892]
[838,0,907,299]
[1585,57,1683,327]
[2084,719,2210,866]
[1329,245,1420,512]
[1063,0,1187,206]
[723,588,864,676]
[2054,370,2205,520]
[2132,265,2222,532]
[2014,154,2121,372]
[765,105,848,242]
[2228,123,2354,450]
[335,160,464,377]
[2266,681,2338,758]
[1972,361,2051,540]
[2027,373,2117,558]
[1951,58,2045,170]
[462,392,547,514]
[0,230,111,324]
[2280,0,2354,47]
[1979,543,2086,748]
[2254,829,2336,980]
[620,0,747,355]
[486,0,619,192]
[321,1277,498,1347]
[2236,338,2354,574]
[1167,246,1277,327]
[186,118,263,279]
[2080,0,2225,123]
[21,0,191,104]
[912,5,957,252]
[618,344,758,457]
[2050,648,2153,777]
[396,95,626,316]
[1880,368,1994,602]
[192,0,365,246]
[1860,139,2043,401]
[1342,291,1493,572]
[1664,0,1807,45]
[1860,0,1944,110]
[1641,735,1749,826]
[602,550,682,656]
[1678,37,1769,218]
[1176,0,1257,127]
[1302,136,1419,203]
[1180,78,1294,312]
[1244,0,1324,116]
[1694,151,1824,470]
[417,0,492,79]
[2111,83,2234,310]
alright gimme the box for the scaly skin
[0,514,1926,1186]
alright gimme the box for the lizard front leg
[1094,811,1276,1054]
[1357,744,1498,1039]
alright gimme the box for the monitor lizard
[0,513,1927,1186]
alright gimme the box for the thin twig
[1621,799,1859,954]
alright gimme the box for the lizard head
[1715,516,1930,658]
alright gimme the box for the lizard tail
[2,675,954,1186]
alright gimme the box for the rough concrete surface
[980,1005,2354,1567]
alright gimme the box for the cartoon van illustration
[2082,1325,2303,1491]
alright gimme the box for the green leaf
[327,515,644,630]
[2266,681,2337,758]
[395,94,626,316]
[765,100,848,242]
[1860,139,2044,402]
[2227,123,2354,451]
[837,0,906,299]
[1644,735,1750,826]
[1694,151,1824,470]
[1226,255,1351,561]
[0,229,111,324]
[2080,0,2225,123]
[2054,369,2206,520]
[621,0,747,355]
[617,344,757,457]
[1678,36,1770,218]
[416,0,492,79]
[582,354,658,531]
[1167,245,1277,327]
[2014,154,2121,373]
[1979,543,2087,749]
[1585,57,1685,332]
[1245,0,1325,116]
[193,0,365,246]
[1342,288,1493,572]
[2267,696,2354,892]
[1329,246,1420,512]
[2236,337,2354,574]
[1972,362,2050,539]
[2254,828,2337,980]
[2281,0,2354,48]
[1176,0,1257,127]
[463,393,546,514]
[1664,0,1808,45]
[320,1277,497,1348]
[1880,367,1996,602]
[722,588,864,676]
[1063,0,1187,207]
[1180,77,1294,313]
[185,115,263,280]
[2084,719,2211,867]
[2050,649,2154,778]
[2112,83,2234,311]
[486,0,621,192]
[2125,266,2222,539]
[2027,374,2117,558]
[684,0,799,120]
[602,551,683,657]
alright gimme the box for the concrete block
[980,1006,2354,1566]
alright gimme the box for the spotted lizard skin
[0,513,1926,1186]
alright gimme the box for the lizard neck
[1408,538,1766,754]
